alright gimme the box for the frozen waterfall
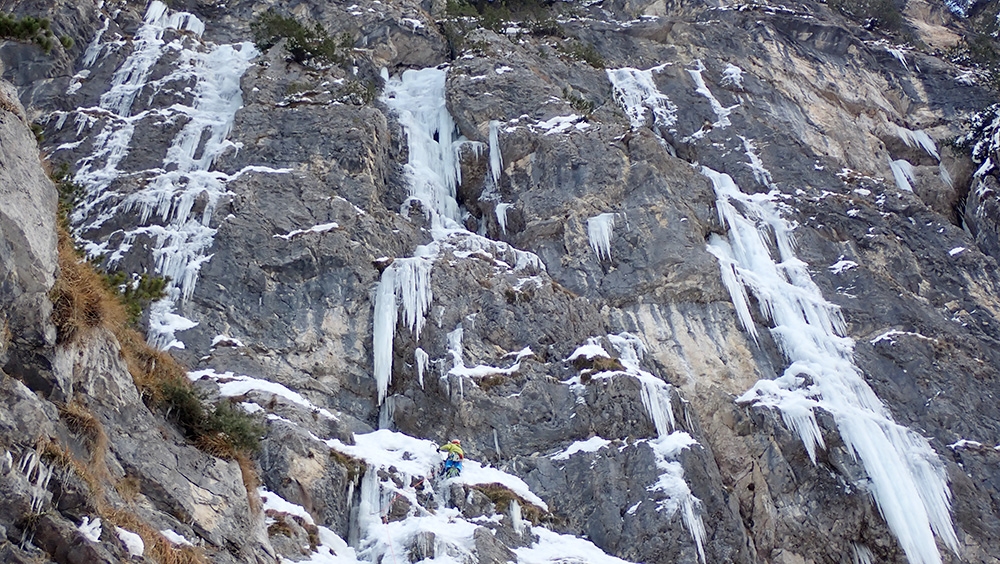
[704,166,959,564]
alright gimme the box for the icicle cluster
[703,166,959,564]
[606,65,677,130]
[587,213,616,260]
[373,254,435,404]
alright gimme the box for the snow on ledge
[551,436,612,460]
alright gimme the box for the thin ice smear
[606,65,677,130]
[703,166,958,564]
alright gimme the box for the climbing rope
[378,476,427,564]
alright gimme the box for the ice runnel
[606,65,677,130]
[69,1,259,349]
[703,166,958,564]
[489,119,503,187]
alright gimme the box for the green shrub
[59,35,73,49]
[251,10,352,65]
[205,400,266,454]
[0,13,56,53]
[563,88,594,115]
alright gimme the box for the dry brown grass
[236,452,262,514]
[107,508,207,564]
[57,401,110,482]
[42,437,208,564]
[51,230,127,344]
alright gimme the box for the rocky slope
[3,0,1000,562]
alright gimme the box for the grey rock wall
[3,0,1000,563]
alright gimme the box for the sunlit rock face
[3,0,1000,562]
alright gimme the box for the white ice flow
[374,66,544,405]
[703,166,959,564]
[606,65,677,130]
[65,1,275,350]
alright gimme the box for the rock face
[4,0,1000,563]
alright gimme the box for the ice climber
[439,439,464,477]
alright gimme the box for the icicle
[373,267,399,405]
[415,348,429,389]
[496,202,511,235]
[489,119,503,187]
[896,126,940,160]
[378,395,396,430]
[587,213,615,260]
[510,499,525,535]
[372,256,435,404]
[493,428,501,459]
[703,165,959,564]
[889,158,916,192]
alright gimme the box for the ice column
[703,166,958,564]
[382,67,464,228]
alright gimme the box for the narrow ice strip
[703,165,959,564]
[489,119,503,187]
[949,247,966,256]
[584,333,705,558]
[274,222,340,240]
[551,436,612,460]
[644,433,705,564]
[188,369,338,420]
[515,527,636,564]
[606,64,677,129]
[896,126,939,160]
[741,136,773,187]
[687,59,737,129]
[587,213,616,260]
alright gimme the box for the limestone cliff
[2,0,1000,562]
